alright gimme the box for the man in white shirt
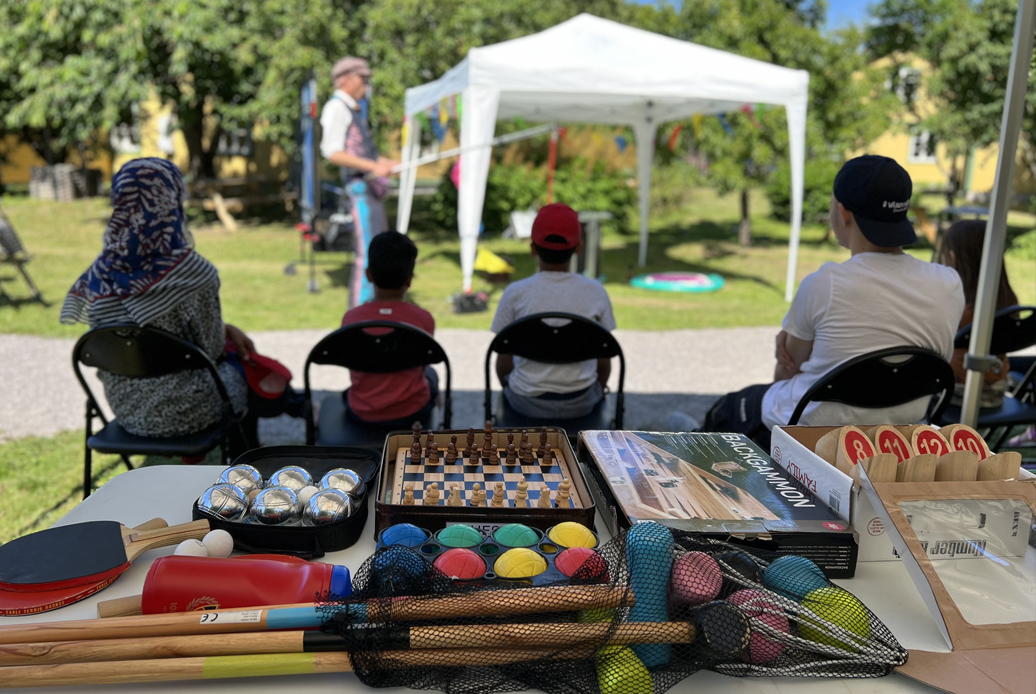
[702,155,964,448]
[319,56,399,309]
[491,204,617,419]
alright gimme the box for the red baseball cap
[531,203,581,250]
[243,354,293,400]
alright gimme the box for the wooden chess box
[375,427,596,535]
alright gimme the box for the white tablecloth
[0,466,948,693]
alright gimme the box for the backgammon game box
[579,430,858,577]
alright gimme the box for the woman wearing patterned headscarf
[62,158,300,449]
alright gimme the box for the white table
[0,467,948,693]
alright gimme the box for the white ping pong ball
[174,539,208,557]
[298,485,319,505]
[201,529,235,558]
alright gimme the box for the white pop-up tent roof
[396,13,810,299]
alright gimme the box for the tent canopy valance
[396,13,810,299]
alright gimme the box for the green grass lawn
[4,189,1032,338]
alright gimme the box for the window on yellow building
[908,131,938,165]
[887,67,922,105]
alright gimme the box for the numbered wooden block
[934,450,980,482]
[939,424,991,460]
[911,425,951,458]
[896,454,937,482]
[814,428,841,465]
[976,451,1022,481]
[866,425,915,463]
[852,453,899,484]
[893,425,923,440]
[813,426,875,476]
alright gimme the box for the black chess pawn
[466,427,476,454]
[505,443,517,465]
[507,432,515,446]
[445,441,457,464]
[427,442,439,464]
[521,429,530,450]
[537,427,548,456]
[425,431,436,449]
[521,446,534,465]
[488,444,499,464]
[542,443,554,467]
[411,424,423,460]
[483,421,493,452]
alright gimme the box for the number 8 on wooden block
[814,426,875,476]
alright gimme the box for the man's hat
[532,203,581,250]
[332,57,372,81]
[833,155,916,247]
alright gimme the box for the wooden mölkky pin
[940,424,991,460]
[911,426,951,458]
[815,426,874,476]
[934,450,980,481]
[896,454,937,482]
[976,451,1022,481]
[866,425,914,462]
[852,453,898,485]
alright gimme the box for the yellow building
[859,55,1032,200]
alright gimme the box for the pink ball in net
[669,551,722,605]
[728,588,790,664]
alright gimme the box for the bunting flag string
[739,104,761,129]
[667,123,684,152]
[717,113,735,137]
[691,114,703,139]
[614,135,628,152]
[401,116,410,146]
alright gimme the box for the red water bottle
[141,554,351,614]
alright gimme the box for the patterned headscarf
[61,158,218,326]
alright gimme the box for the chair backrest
[954,305,1036,355]
[303,321,452,438]
[787,346,954,426]
[484,312,625,427]
[72,324,231,408]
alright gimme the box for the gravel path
[0,327,780,444]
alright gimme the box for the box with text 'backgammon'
[578,430,857,577]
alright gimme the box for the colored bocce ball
[547,522,597,549]
[372,545,429,594]
[555,547,609,581]
[436,524,483,549]
[433,548,486,580]
[798,587,871,652]
[493,523,539,548]
[381,523,429,548]
[762,555,828,601]
[728,589,790,664]
[692,601,751,660]
[596,646,653,694]
[669,552,722,606]
[714,550,761,595]
[494,548,548,579]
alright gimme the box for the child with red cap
[491,203,616,419]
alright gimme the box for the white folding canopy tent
[395,13,810,299]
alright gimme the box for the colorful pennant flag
[740,105,760,129]
[717,113,735,137]
[667,124,684,152]
[439,98,450,127]
[614,135,628,152]
[401,116,410,146]
[691,114,703,139]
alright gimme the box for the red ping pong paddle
[0,519,208,592]
[0,519,168,617]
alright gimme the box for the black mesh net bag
[318,522,907,694]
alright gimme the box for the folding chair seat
[73,324,241,498]
[304,321,451,449]
[485,312,624,443]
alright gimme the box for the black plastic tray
[192,445,380,558]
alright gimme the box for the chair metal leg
[83,404,94,500]
[119,455,134,471]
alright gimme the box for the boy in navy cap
[701,155,964,447]
[491,203,616,419]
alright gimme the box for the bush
[430,160,636,234]
[765,158,842,223]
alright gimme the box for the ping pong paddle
[0,519,168,617]
[0,519,208,592]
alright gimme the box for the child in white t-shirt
[702,155,964,448]
[490,204,616,419]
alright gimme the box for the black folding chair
[0,206,45,305]
[73,325,241,498]
[935,305,1036,451]
[485,312,625,439]
[787,346,954,426]
[304,321,451,448]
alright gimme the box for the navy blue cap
[833,155,916,247]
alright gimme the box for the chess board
[390,448,581,508]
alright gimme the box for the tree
[868,0,1036,203]
[0,1,146,166]
[673,0,897,245]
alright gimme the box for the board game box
[375,425,596,536]
[578,430,858,577]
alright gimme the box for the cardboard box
[579,430,858,578]
[770,426,1035,562]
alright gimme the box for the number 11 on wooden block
[866,426,914,463]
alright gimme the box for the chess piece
[447,484,462,507]
[543,443,553,466]
[469,483,482,507]
[506,443,517,465]
[402,483,415,505]
[521,429,530,451]
[515,477,528,508]
[476,486,487,507]
[483,421,493,452]
[411,424,423,461]
[491,482,505,507]
[427,442,439,464]
[426,431,435,449]
[537,485,552,508]
[466,428,476,457]
[423,483,439,506]
[521,446,534,465]
[507,432,515,446]
[488,444,499,464]
[538,427,548,456]
[445,440,457,464]
[556,479,571,508]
